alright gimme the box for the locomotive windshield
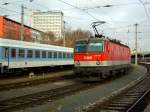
[75,43,87,52]
[75,40,103,52]
[88,42,103,52]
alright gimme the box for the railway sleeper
[127,91,145,95]
[107,103,130,107]
[102,106,127,111]
[111,102,134,105]
[125,93,143,96]
[112,100,135,104]
[120,97,139,100]
[123,95,140,99]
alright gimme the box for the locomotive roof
[0,38,73,52]
[75,37,129,48]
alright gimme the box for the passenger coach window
[35,51,40,58]
[67,53,70,58]
[58,52,62,58]
[42,51,46,58]
[63,52,66,58]
[11,49,16,58]
[70,53,73,58]
[27,50,33,58]
[48,52,52,58]
[54,52,57,59]
[19,49,25,58]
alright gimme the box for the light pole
[135,23,138,65]
[20,4,24,41]
[63,21,66,47]
[127,29,130,46]
[20,0,34,41]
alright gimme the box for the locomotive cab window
[88,42,103,52]
[75,43,87,52]
[75,40,88,53]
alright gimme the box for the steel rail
[126,86,150,112]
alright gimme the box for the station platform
[15,65,147,112]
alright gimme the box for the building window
[19,49,25,58]
[27,50,33,58]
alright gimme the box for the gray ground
[12,65,147,112]
[0,80,75,101]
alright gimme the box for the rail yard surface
[0,65,145,112]
[0,70,74,91]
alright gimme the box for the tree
[65,28,92,47]
[41,31,56,44]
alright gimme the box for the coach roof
[0,38,73,52]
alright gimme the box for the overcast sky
[0,0,150,52]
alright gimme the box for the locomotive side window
[27,50,33,58]
[88,42,103,52]
[11,49,16,58]
[18,49,25,58]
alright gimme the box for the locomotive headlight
[96,61,100,65]
[76,61,80,65]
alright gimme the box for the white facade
[33,11,64,38]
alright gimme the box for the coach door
[4,47,9,67]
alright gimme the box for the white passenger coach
[0,38,73,73]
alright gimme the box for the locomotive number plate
[84,56,92,60]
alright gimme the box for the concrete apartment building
[33,11,64,38]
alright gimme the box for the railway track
[0,71,75,91]
[0,82,99,112]
[84,74,150,112]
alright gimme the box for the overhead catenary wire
[57,0,98,20]
[81,1,150,10]
[138,0,150,24]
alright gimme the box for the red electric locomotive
[74,37,131,81]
